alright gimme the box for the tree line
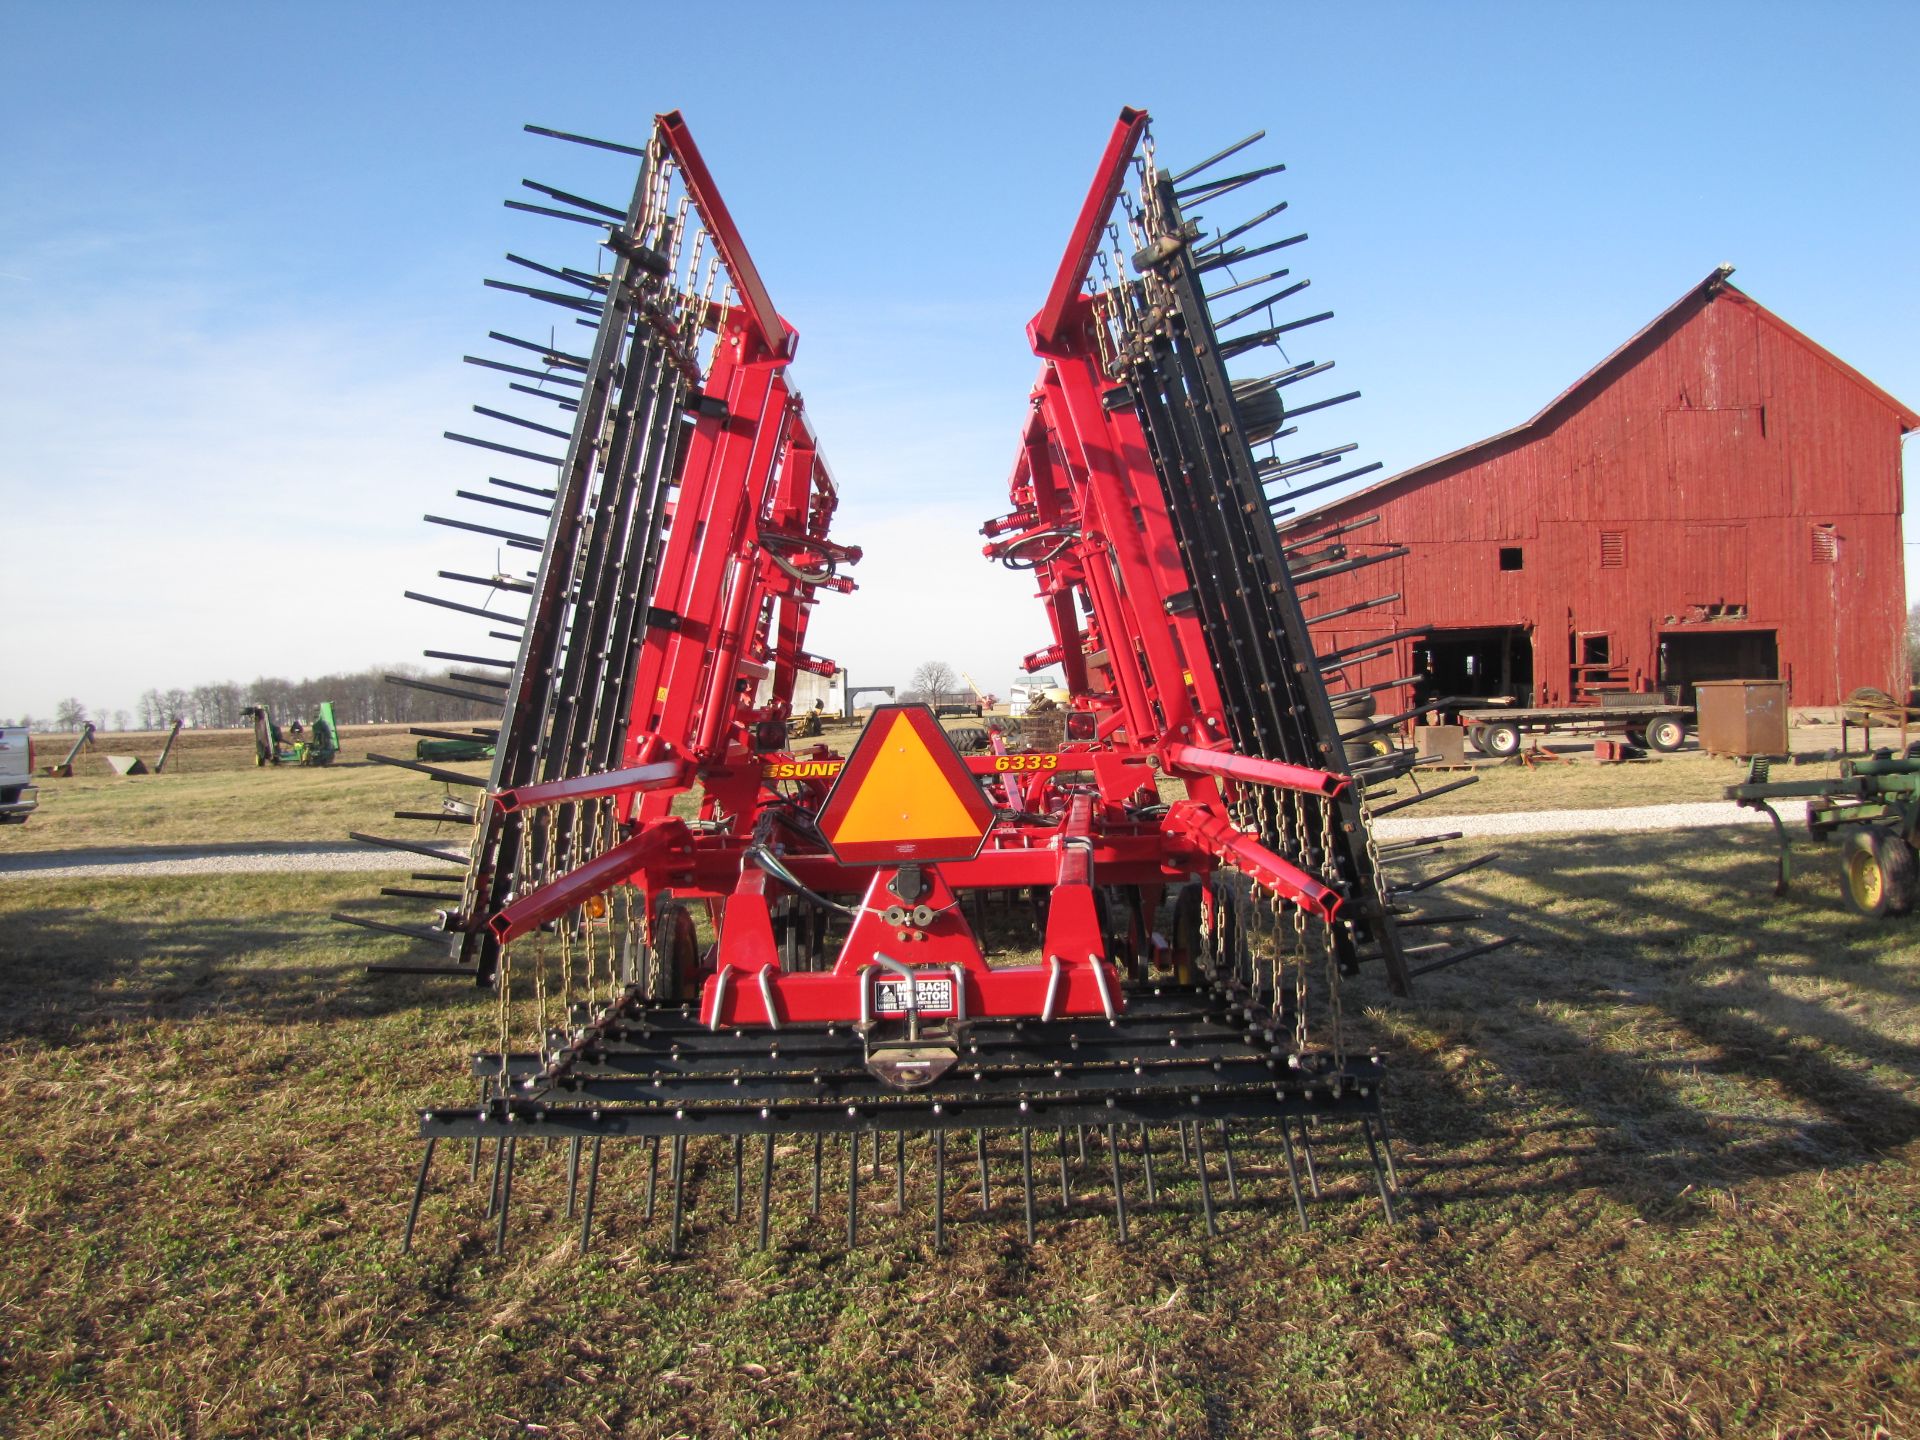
[5,665,506,734]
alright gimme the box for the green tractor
[242,702,341,768]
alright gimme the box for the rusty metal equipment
[338,109,1506,1256]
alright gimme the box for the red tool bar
[1165,744,1350,797]
[759,751,1095,782]
[489,822,692,943]
[1028,106,1148,354]
[494,760,683,813]
[656,110,792,362]
[1163,800,1343,921]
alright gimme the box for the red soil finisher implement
[340,109,1505,1254]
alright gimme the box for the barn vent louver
[1599,530,1627,568]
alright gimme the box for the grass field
[1,764,1917,1436]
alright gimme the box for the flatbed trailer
[1456,703,1692,757]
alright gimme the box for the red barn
[1290,267,1917,714]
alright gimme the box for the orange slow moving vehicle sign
[816,705,998,864]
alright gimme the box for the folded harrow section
[359,108,1506,1257]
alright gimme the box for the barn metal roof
[1296,265,1920,524]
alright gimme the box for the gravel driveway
[1,798,1804,882]
[0,839,467,882]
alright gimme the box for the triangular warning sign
[818,705,996,864]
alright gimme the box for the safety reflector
[817,705,996,864]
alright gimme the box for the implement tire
[1840,829,1917,919]
[1645,715,1687,752]
[1482,722,1522,758]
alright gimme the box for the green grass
[1,762,484,853]
[1,826,1917,1436]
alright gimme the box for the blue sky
[3,1,1915,721]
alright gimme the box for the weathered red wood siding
[1295,282,1913,709]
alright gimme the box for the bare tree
[910,660,957,705]
[111,709,130,732]
[1907,601,1920,683]
[54,698,88,730]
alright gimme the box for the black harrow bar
[406,988,1401,1255]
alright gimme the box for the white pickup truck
[0,727,38,823]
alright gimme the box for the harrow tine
[1192,1122,1217,1236]
[976,1131,991,1211]
[1219,310,1333,360]
[933,1130,946,1252]
[503,198,611,227]
[522,122,647,158]
[1374,1113,1401,1191]
[1369,776,1479,816]
[465,352,588,385]
[469,1090,485,1182]
[442,430,565,467]
[1020,1131,1036,1244]
[846,1132,860,1247]
[811,1134,823,1214]
[758,1134,774,1250]
[1139,1125,1156,1203]
[731,1134,743,1220]
[566,1136,582,1219]
[1374,833,1459,856]
[1056,1126,1071,1203]
[1301,589,1401,625]
[1219,1122,1239,1201]
[1391,854,1498,895]
[1278,1124,1310,1231]
[1267,461,1384,509]
[493,1138,516,1256]
[668,1136,687,1255]
[1193,231,1308,275]
[472,402,574,441]
[1169,129,1264,186]
[403,589,527,625]
[1206,265,1291,302]
[645,1135,660,1219]
[579,1137,602,1253]
[487,474,558,499]
[509,382,578,412]
[403,1138,436,1254]
[895,1131,906,1213]
[1405,936,1520,979]
[520,177,626,221]
[1106,1125,1128,1243]
[484,329,588,368]
[1296,1119,1321,1199]
[1213,278,1311,329]
[1362,1120,1398,1223]
[1281,389,1361,420]
[487,1135,506,1217]
[455,487,551,518]
[1178,160,1289,206]
[1197,199,1291,254]
[424,511,545,549]
[483,277,603,316]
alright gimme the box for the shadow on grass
[1379,825,1920,1221]
[0,902,477,1039]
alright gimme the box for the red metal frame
[476,109,1358,1034]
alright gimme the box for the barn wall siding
[1294,285,1912,710]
